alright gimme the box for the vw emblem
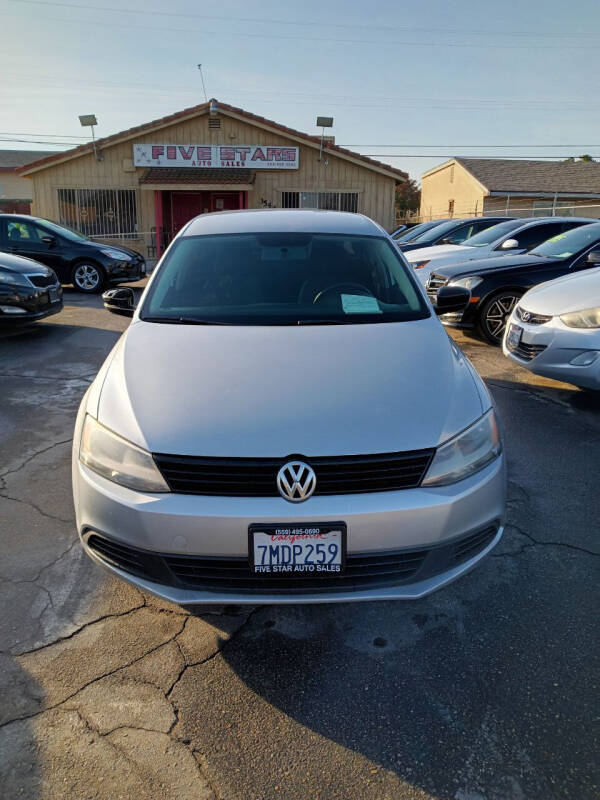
[277,461,316,503]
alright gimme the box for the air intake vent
[208,117,221,129]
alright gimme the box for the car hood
[432,254,554,280]
[0,251,53,275]
[405,244,472,262]
[94,318,485,457]
[519,267,600,315]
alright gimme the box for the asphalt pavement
[0,284,598,800]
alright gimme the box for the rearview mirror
[586,249,600,264]
[500,238,519,250]
[103,287,135,317]
[434,285,470,315]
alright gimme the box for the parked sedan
[0,214,146,293]
[425,222,600,344]
[503,268,600,390]
[0,251,63,324]
[73,209,505,605]
[407,217,593,282]
[397,216,512,253]
[391,219,446,242]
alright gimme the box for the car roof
[511,216,595,227]
[182,209,388,238]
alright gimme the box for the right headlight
[560,307,600,328]
[79,415,169,492]
[451,276,483,291]
[0,268,31,287]
[422,409,501,487]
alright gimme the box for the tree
[395,178,421,219]
[564,155,595,162]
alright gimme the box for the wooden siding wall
[29,112,397,257]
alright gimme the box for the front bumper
[0,283,63,324]
[106,255,146,284]
[503,316,600,390]
[73,453,506,604]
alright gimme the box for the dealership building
[20,100,406,259]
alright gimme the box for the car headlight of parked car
[0,268,32,287]
[450,276,483,291]
[100,248,132,261]
[422,409,501,487]
[413,260,431,270]
[559,307,600,328]
[79,415,169,492]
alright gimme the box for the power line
[8,0,596,40]
[3,11,598,50]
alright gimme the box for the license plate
[48,287,60,303]
[507,324,522,349]
[249,523,346,577]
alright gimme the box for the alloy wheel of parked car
[72,262,105,293]
[478,292,522,345]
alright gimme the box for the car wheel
[477,291,522,345]
[72,262,105,293]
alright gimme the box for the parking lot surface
[1,285,598,800]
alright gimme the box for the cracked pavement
[0,286,598,800]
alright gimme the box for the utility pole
[197,64,208,103]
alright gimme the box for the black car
[392,219,450,243]
[398,216,513,252]
[0,251,63,324]
[0,215,146,293]
[425,222,600,344]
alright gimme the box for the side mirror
[586,249,600,264]
[102,287,135,317]
[500,238,519,250]
[40,234,56,246]
[434,285,470,315]
[440,236,454,245]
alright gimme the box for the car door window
[6,221,43,244]
[507,223,565,251]
[444,224,474,244]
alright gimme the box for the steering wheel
[312,282,374,305]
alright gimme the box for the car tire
[477,291,522,345]
[71,262,106,294]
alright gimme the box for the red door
[211,193,241,212]
[171,192,208,234]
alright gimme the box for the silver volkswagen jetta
[72,209,506,604]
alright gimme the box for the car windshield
[461,219,524,247]
[38,218,90,242]
[141,232,429,325]
[529,223,600,259]
[408,219,462,244]
[395,221,442,242]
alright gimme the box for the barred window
[57,188,138,239]
[281,191,359,213]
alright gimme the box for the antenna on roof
[197,64,208,103]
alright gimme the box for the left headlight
[422,409,501,487]
[560,307,600,329]
[79,415,169,492]
[101,248,132,261]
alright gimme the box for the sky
[2,0,599,181]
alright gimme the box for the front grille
[426,273,448,303]
[27,273,58,288]
[454,526,497,562]
[152,450,435,497]
[507,340,547,362]
[85,524,499,594]
[515,306,552,325]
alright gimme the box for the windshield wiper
[295,318,359,325]
[142,316,234,325]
